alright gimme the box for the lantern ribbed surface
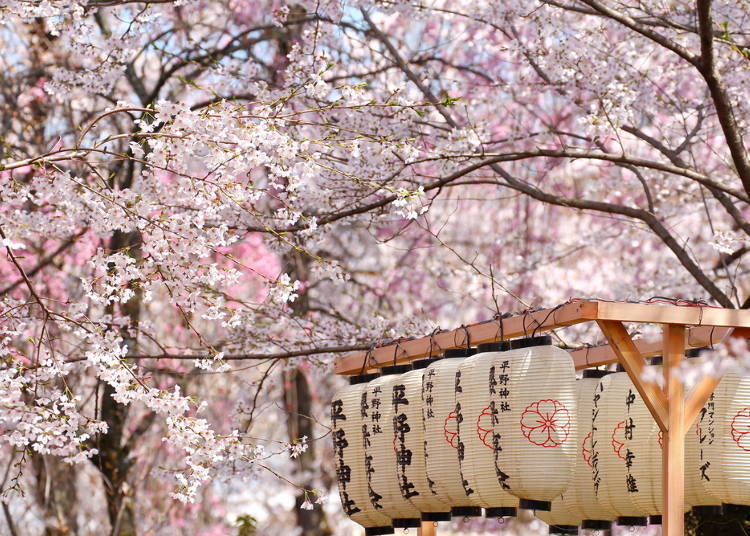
[591,371,662,520]
[365,369,421,525]
[493,339,577,507]
[565,373,614,525]
[538,373,615,530]
[424,357,480,510]
[703,371,750,506]
[331,376,393,533]
[395,366,451,517]
[455,347,517,511]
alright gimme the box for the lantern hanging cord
[360,343,377,375]
[532,302,567,338]
[427,326,442,358]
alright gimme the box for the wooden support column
[418,521,436,536]
[662,324,686,536]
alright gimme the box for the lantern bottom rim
[421,512,451,522]
[581,520,612,530]
[450,506,482,517]
[484,507,517,518]
[723,504,750,516]
[549,525,578,535]
[364,527,393,536]
[692,505,723,516]
[518,499,551,511]
[616,516,648,526]
[391,518,421,528]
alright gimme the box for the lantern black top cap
[349,372,380,385]
[477,341,511,353]
[443,347,477,358]
[687,347,709,358]
[583,369,613,379]
[412,357,439,369]
[512,335,552,349]
[380,364,412,375]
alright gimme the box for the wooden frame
[333,300,750,536]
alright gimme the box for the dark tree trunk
[92,228,142,536]
[31,456,79,535]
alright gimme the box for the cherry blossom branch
[696,0,750,197]
[0,229,87,297]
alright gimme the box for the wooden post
[418,521,436,536]
[662,324,686,536]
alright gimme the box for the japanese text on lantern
[490,362,512,490]
[623,388,639,493]
[591,382,603,494]
[698,393,715,481]
[422,371,438,494]
[393,384,419,499]
[361,389,383,509]
[332,398,361,515]
[454,370,474,496]
[424,369,436,420]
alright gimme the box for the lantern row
[331,338,750,535]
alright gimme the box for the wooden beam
[596,301,750,328]
[334,300,599,374]
[662,324,686,536]
[335,302,750,374]
[597,320,668,431]
[570,325,732,370]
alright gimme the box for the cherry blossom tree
[1,0,749,534]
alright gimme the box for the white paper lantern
[493,336,577,511]
[392,358,452,521]
[537,371,615,533]
[332,373,394,535]
[590,370,663,526]
[455,341,517,518]
[365,364,422,530]
[424,348,484,517]
[683,348,723,514]
[703,368,750,508]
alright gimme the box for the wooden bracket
[684,375,721,429]
[597,320,668,432]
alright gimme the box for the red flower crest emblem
[520,399,570,448]
[611,420,626,460]
[581,431,594,467]
[476,406,494,449]
[731,408,750,452]
[444,410,459,449]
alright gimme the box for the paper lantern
[331,373,394,535]
[423,348,484,517]
[702,367,750,508]
[454,341,517,518]
[590,370,663,525]
[392,357,452,521]
[682,348,723,514]
[493,336,577,511]
[365,364,422,529]
[536,370,615,533]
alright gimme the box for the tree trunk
[92,228,142,536]
[32,456,79,535]
[284,368,332,535]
